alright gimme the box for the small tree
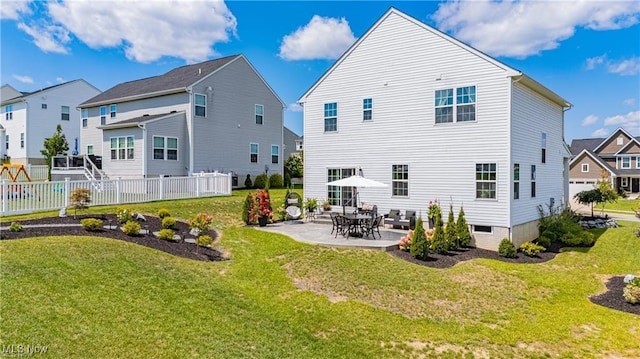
[410,217,430,260]
[595,169,619,216]
[69,188,91,218]
[444,203,458,250]
[41,124,69,180]
[430,206,448,254]
[284,154,303,178]
[244,174,253,188]
[456,206,472,247]
[573,189,601,217]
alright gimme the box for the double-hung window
[541,133,547,163]
[61,106,70,121]
[392,164,408,197]
[271,145,279,164]
[20,133,24,148]
[513,163,520,200]
[153,136,178,160]
[621,157,631,169]
[250,143,258,163]
[255,104,264,125]
[81,109,88,128]
[435,89,453,123]
[435,86,476,123]
[109,104,117,118]
[531,165,536,198]
[476,163,496,199]
[363,98,372,121]
[100,106,107,125]
[110,136,134,160]
[87,145,93,155]
[637,157,640,169]
[324,103,337,132]
[195,94,206,117]
[4,105,13,120]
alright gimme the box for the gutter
[138,123,147,177]
[79,87,187,108]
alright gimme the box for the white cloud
[12,74,33,84]
[17,22,70,54]
[603,111,640,134]
[586,54,607,70]
[56,77,65,83]
[0,0,32,20]
[432,0,640,58]
[624,98,636,106]
[607,57,640,76]
[279,15,356,60]
[592,128,609,137]
[581,114,598,126]
[287,103,303,112]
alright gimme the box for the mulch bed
[0,214,225,262]
[590,276,640,316]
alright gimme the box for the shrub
[243,192,253,224]
[157,208,171,218]
[536,235,551,250]
[254,173,269,189]
[561,231,596,247]
[9,222,23,232]
[157,229,175,241]
[398,230,413,251]
[498,238,517,258]
[116,207,133,223]
[269,173,284,189]
[519,241,544,257]
[444,204,458,250]
[430,209,448,254]
[196,235,213,247]
[81,218,103,231]
[456,206,472,247]
[244,174,253,188]
[122,220,141,236]
[162,217,177,229]
[410,218,430,260]
[69,188,91,218]
[189,213,214,233]
[623,277,640,304]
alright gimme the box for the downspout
[186,88,194,175]
[138,123,147,177]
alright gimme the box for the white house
[77,54,285,182]
[298,8,572,250]
[0,80,100,165]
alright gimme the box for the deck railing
[0,172,232,216]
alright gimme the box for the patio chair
[363,215,383,239]
[383,209,401,227]
[335,215,350,238]
[399,210,416,230]
[329,212,340,235]
[284,192,302,220]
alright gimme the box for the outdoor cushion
[362,203,374,211]
[287,198,299,205]
[286,206,301,219]
[387,209,400,219]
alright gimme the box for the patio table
[342,213,374,239]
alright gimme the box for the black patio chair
[362,215,383,239]
[335,215,350,238]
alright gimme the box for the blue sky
[2,0,639,142]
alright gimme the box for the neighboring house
[283,126,303,159]
[0,80,100,165]
[298,8,572,250]
[569,128,640,197]
[78,54,285,181]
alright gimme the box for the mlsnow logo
[1,344,48,356]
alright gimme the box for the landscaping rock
[579,217,618,229]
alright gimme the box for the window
[250,143,258,163]
[82,119,87,128]
[87,145,93,155]
[363,98,372,121]
[327,168,355,206]
[109,104,117,118]
[637,157,640,169]
[5,135,8,149]
[195,94,206,117]
[541,132,547,163]
[324,102,337,132]
[20,133,24,148]
[271,145,279,164]
[5,105,13,120]
[100,106,107,125]
[110,136,134,160]
[255,104,264,125]
[295,140,303,151]
[392,164,408,197]
[475,163,496,199]
[473,225,492,233]
[513,163,520,200]
[81,109,88,128]
[41,103,47,109]
[621,177,628,187]
[153,136,178,160]
[61,106,70,121]
[621,157,631,169]
[581,163,589,172]
[456,86,476,122]
[617,137,624,145]
[435,89,453,123]
[531,165,536,198]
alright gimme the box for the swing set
[0,164,32,182]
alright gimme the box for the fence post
[1,179,7,215]
[159,176,164,200]
[228,172,232,194]
[195,174,201,197]
[116,177,122,204]
[64,177,70,208]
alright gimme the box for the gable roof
[569,138,604,156]
[1,80,99,106]
[569,149,616,176]
[615,136,640,155]
[298,7,570,108]
[80,55,241,107]
[98,111,185,130]
[592,127,637,153]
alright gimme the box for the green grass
[2,189,640,358]
[601,198,640,213]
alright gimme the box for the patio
[255,220,404,251]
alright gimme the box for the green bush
[81,218,103,231]
[9,222,23,232]
[162,217,176,229]
[254,173,269,189]
[122,220,141,236]
[410,218,429,260]
[269,173,284,188]
[196,235,213,247]
[116,207,133,223]
[430,211,448,254]
[538,206,587,246]
[623,278,640,304]
[561,231,596,247]
[244,174,253,188]
[498,238,517,258]
[456,206,472,247]
[536,235,551,250]
[157,208,171,218]
[444,204,458,250]
[157,229,175,241]
[242,192,253,224]
[519,241,545,257]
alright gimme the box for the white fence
[0,164,48,182]
[1,172,232,216]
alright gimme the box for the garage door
[569,180,597,198]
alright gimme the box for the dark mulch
[590,276,640,316]
[0,214,225,262]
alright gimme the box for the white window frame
[195,93,206,117]
[255,104,264,125]
[617,137,624,145]
[435,88,453,123]
[621,156,631,169]
[472,225,493,234]
[324,102,337,132]
[531,164,536,198]
[5,105,13,120]
[475,163,496,199]
[363,98,372,121]
[456,85,476,122]
[513,163,520,200]
[81,109,88,128]
[295,140,303,151]
[20,133,24,148]
[110,136,134,160]
[636,157,640,169]
[153,136,178,161]
[391,164,409,197]
[250,143,258,163]
[621,177,628,187]
[271,145,279,164]
[541,132,547,164]
[100,106,107,125]
[87,145,94,155]
[435,85,477,124]
[61,105,70,121]
[109,104,117,118]
[581,163,589,172]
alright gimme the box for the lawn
[602,198,640,213]
[1,189,640,358]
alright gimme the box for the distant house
[298,8,572,250]
[0,80,101,165]
[78,55,285,181]
[283,126,302,159]
[569,128,640,196]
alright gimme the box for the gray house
[283,126,302,159]
[78,55,285,181]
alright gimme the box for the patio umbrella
[326,175,388,214]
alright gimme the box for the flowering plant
[398,228,434,251]
[427,200,440,219]
[248,190,273,224]
[188,213,214,233]
[116,207,133,223]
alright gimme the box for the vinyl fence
[1,172,232,216]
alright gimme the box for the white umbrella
[326,175,387,214]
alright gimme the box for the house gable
[593,127,635,155]
[615,137,640,155]
[569,150,614,178]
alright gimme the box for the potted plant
[250,189,273,226]
[304,197,319,214]
[322,200,332,212]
